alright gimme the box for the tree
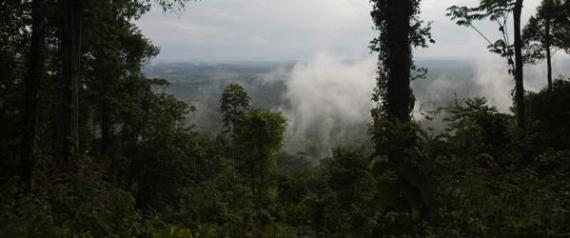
[60,0,83,164]
[220,83,250,132]
[370,0,434,122]
[220,83,250,185]
[233,109,286,207]
[448,0,527,130]
[79,0,161,182]
[513,0,525,130]
[526,79,570,150]
[19,0,46,192]
[0,0,32,182]
[524,0,570,92]
[369,1,436,227]
[56,0,197,166]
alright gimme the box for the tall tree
[60,0,83,163]
[20,0,46,192]
[233,109,286,207]
[524,0,570,92]
[369,1,435,220]
[370,0,433,122]
[514,0,525,129]
[1,0,28,180]
[220,83,250,132]
[79,0,151,179]
[448,0,527,130]
[220,83,250,183]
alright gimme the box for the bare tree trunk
[61,0,82,163]
[386,0,413,122]
[101,104,112,156]
[20,0,46,192]
[513,0,526,130]
[545,17,553,92]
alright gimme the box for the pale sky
[136,0,542,62]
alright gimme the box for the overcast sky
[136,0,542,62]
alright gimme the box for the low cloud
[269,52,376,158]
[275,52,569,157]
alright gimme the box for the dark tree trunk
[101,103,112,156]
[545,17,553,92]
[101,102,115,179]
[20,0,46,192]
[386,0,413,122]
[61,0,82,163]
[513,0,526,130]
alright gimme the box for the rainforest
[1,0,570,237]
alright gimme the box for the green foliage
[220,83,250,132]
[0,180,75,238]
[444,98,512,161]
[429,98,570,237]
[526,79,570,150]
[447,0,515,26]
[370,0,434,119]
[150,225,194,238]
[0,174,140,238]
[369,119,437,234]
[434,169,569,237]
[447,0,518,74]
[365,98,570,237]
[2,1,570,237]
[233,109,287,207]
[523,0,570,63]
[370,0,434,50]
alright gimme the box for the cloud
[273,52,569,158]
[137,0,543,62]
[137,0,376,62]
[139,0,568,157]
[269,52,376,157]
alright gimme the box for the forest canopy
[1,0,569,237]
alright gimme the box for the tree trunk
[386,0,413,122]
[545,17,553,92]
[20,0,46,192]
[101,103,112,156]
[513,0,526,130]
[61,0,82,163]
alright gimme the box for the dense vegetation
[1,0,569,237]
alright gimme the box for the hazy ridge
[144,57,570,158]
